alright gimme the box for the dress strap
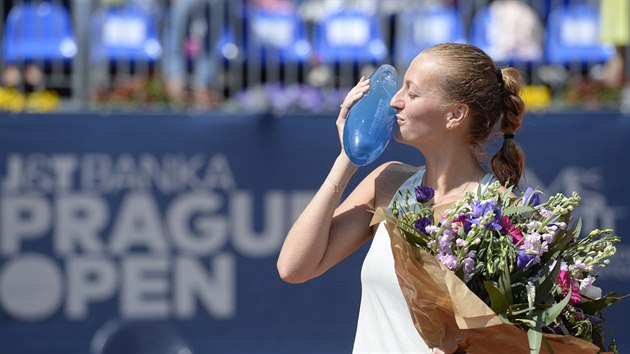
[478,172,498,194]
[387,166,425,208]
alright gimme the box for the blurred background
[0,0,629,353]
[0,0,629,114]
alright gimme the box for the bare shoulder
[371,161,420,209]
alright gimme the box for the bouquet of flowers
[372,181,625,354]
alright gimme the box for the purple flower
[470,200,502,231]
[438,254,458,270]
[414,217,433,235]
[523,186,541,206]
[414,186,435,203]
[438,232,454,252]
[587,315,601,326]
[462,257,475,274]
[516,251,537,270]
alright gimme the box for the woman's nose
[390,89,403,110]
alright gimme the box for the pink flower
[451,214,472,234]
[556,270,582,305]
[500,215,523,244]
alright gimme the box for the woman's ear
[446,103,470,130]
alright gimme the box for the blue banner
[0,112,628,354]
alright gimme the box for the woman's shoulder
[374,161,420,176]
[367,161,421,185]
[371,161,422,209]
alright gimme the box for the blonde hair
[424,43,526,187]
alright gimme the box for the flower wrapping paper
[371,210,603,354]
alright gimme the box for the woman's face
[390,53,452,147]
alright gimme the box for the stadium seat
[313,9,388,65]
[90,4,162,63]
[393,7,465,67]
[3,1,77,63]
[469,2,544,64]
[544,4,614,64]
[245,8,311,64]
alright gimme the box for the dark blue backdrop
[0,112,628,354]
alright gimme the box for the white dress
[352,167,495,354]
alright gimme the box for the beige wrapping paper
[371,210,602,354]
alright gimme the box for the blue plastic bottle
[343,64,399,166]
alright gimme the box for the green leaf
[535,251,562,303]
[484,281,509,314]
[510,306,537,316]
[547,212,573,250]
[498,258,513,305]
[560,216,582,250]
[503,205,534,216]
[580,292,629,315]
[527,328,543,354]
[542,287,572,326]
[572,217,582,241]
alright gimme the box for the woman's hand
[337,76,370,153]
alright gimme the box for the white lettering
[2,154,24,191]
[54,194,107,255]
[178,154,205,189]
[81,154,112,192]
[50,155,77,190]
[174,254,235,318]
[121,256,169,318]
[109,192,169,254]
[231,191,284,258]
[168,192,227,255]
[110,154,146,191]
[0,254,63,321]
[1,195,50,255]
[202,154,236,190]
[65,257,117,319]
[138,154,176,193]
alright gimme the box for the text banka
[0,153,313,322]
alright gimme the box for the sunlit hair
[423,43,526,187]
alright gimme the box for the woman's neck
[422,148,485,205]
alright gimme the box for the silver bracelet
[326,176,346,193]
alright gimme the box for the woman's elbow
[276,260,315,284]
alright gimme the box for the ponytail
[490,67,526,187]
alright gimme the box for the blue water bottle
[343,64,398,166]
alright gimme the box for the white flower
[580,284,602,301]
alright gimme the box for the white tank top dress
[352,167,496,353]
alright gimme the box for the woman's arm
[277,76,378,283]
[277,156,399,284]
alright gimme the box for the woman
[277,43,526,353]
